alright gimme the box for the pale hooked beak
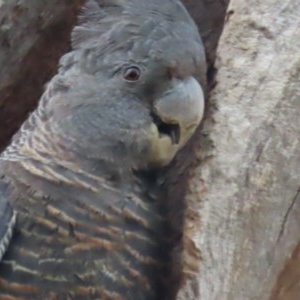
[149,76,204,166]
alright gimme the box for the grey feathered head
[2,0,206,173]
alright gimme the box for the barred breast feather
[0,161,171,299]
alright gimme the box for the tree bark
[0,0,83,151]
[178,1,300,299]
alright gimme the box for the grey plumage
[0,0,206,299]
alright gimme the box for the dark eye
[123,66,141,82]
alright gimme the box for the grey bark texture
[178,0,300,299]
[0,0,83,151]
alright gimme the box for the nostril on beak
[151,112,180,145]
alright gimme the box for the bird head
[3,0,206,174]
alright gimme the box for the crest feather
[71,0,125,49]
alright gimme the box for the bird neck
[3,122,137,191]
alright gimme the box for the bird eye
[123,66,141,82]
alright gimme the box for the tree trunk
[0,0,83,151]
[178,1,300,299]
